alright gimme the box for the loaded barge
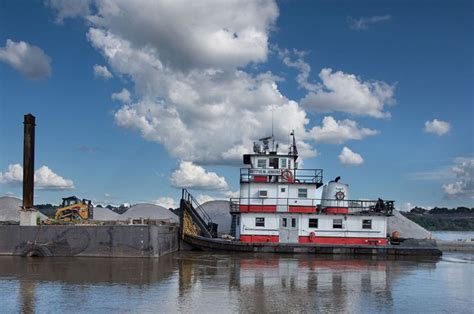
[178,132,441,256]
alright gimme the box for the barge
[178,132,441,256]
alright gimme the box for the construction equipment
[54,196,93,222]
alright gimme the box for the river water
[432,231,474,241]
[0,251,472,313]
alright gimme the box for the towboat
[178,132,441,256]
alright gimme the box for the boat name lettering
[249,169,282,175]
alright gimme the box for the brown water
[0,252,472,313]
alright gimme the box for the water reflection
[1,253,470,313]
[175,254,439,313]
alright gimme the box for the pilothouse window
[280,158,287,169]
[256,217,265,227]
[269,158,279,169]
[257,159,266,168]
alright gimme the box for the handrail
[230,197,394,215]
[181,189,213,225]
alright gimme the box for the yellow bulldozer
[54,196,94,222]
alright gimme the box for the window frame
[308,218,318,228]
[256,217,265,227]
[258,190,268,198]
[257,159,267,168]
[333,219,343,229]
[291,218,296,228]
[362,219,372,230]
[280,158,288,169]
[298,188,308,198]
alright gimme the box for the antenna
[271,104,275,151]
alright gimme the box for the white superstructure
[230,133,393,245]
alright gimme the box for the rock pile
[0,196,48,221]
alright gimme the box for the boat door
[279,215,299,243]
[277,185,288,212]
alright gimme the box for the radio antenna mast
[271,104,275,151]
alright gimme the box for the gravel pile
[0,196,48,221]
[93,207,121,221]
[120,203,178,222]
[200,200,232,235]
[388,210,432,239]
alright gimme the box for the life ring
[281,169,294,183]
[335,191,345,200]
[309,231,316,242]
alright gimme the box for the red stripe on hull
[289,206,316,213]
[239,205,276,212]
[323,207,349,214]
[240,235,279,243]
[298,236,387,245]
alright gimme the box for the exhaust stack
[20,114,37,226]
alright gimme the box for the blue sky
[0,0,472,209]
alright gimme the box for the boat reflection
[176,253,440,313]
[0,253,441,313]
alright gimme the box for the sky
[0,0,472,210]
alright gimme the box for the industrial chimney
[20,114,37,226]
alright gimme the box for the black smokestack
[22,114,35,209]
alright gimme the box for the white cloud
[407,168,454,181]
[46,0,92,23]
[82,2,312,165]
[442,158,473,199]
[0,39,52,79]
[170,161,228,190]
[93,64,113,79]
[0,164,74,190]
[301,68,395,118]
[400,202,413,212]
[307,116,378,144]
[348,15,392,30]
[399,202,433,211]
[338,147,364,166]
[0,164,23,184]
[277,48,318,92]
[86,0,278,70]
[424,119,450,136]
[196,194,215,204]
[45,1,390,166]
[224,190,240,198]
[154,197,177,209]
[34,166,75,190]
[111,88,131,103]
